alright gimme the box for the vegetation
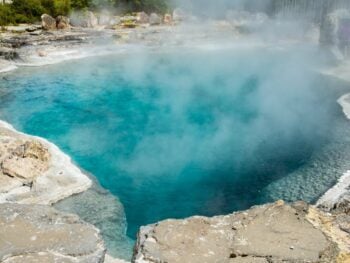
[0,0,169,26]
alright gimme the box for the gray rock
[0,203,105,263]
[133,201,339,263]
[149,13,161,25]
[0,47,19,60]
[41,14,57,31]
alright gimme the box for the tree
[0,4,15,26]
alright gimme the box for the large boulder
[0,203,105,263]
[56,15,70,30]
[41,14,56,31]
[133,201,348,263]
[149,13,161,25]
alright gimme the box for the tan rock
[133,202,339,263]
[37,50,48,57]
[164,14,172,24]
[2,156,46,181]
[0,120,92,205]
[41,14,57,31]
[56,15,71,30]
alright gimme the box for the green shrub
[0,4,15,26]
[53,0,71,16]
[12,0,45,20]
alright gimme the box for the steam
[96,45,331,182]
[173,0,273,17]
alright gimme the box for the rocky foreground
[0,203,105,263]
[0,123,127,262]
[133,200,350,263]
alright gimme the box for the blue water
[0,46,348,258]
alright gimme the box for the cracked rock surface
[133,201,349,263]
[0,203,106,263]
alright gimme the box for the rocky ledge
[0,120,92,205]
[0,203,105,262]
[133,200,350,263]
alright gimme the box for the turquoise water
[1,46,349,259]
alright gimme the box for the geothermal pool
[1,46,350,259]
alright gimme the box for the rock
[37,49,48,57]
[0,120,92,205]
[0,203,105,263]
[133,201,344,263]
[56,15,70,30]
[0,138,50,184]
[149,13,161,25]
[164,14,172,24]
[136,12,149,24]
[0,47,19,60]
[4,25,41,33]
[41,14,57,31]
[2,156,47,182]
[70,11,98,28]
[86,11,98,28]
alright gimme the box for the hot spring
[1,45,350,260]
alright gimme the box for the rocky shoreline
[0,11,350,263]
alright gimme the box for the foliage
[11,0,45,23]
[0,0,169,25]
[0,4,15,26]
